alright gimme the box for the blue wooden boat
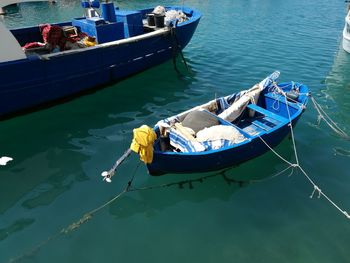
[0,1,201,118]
[146,72,309,175]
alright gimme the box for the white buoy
[0,156,13,166]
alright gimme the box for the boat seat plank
[241,124,263,136]
[247,103,288,123]
[251,120,272,131]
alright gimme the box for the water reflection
[108,141,295,219]
[0,218,35,241]
[325,46,350,114]
[0,60,196,246]
[324,45,350,155]
[325,46,350,104]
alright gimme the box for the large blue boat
[145,72,309,175]
[0,0,201,118]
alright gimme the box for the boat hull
[147,118,301,176]
[0,7,201,118]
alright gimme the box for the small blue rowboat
[0,1,201,119]
[146,71,309,175]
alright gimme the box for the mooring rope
[247,165,296,183]
[258,86,350,220]
[9,187,130,263]
[258,136,296,167]
[10,157,301,263]
[271,82,349,140]
[9,163,141,263]
[297,165,350,219]
[282,89,300,165]
[310,96,350,139]
[170,23,191,75]
[62,161,139,233]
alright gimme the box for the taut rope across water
[266,84,350,219]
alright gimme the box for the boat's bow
[0,22,27,62]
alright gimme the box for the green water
[1,0,350,262]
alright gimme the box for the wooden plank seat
[243,103,289,133]
[247,103,288,123]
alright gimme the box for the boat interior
[9,6,194,56]
[154,83,305,153]
[235,94,296,136]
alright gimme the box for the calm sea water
[1,0,350,262]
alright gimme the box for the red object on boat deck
[22,42,46,50]
[40,24,63,49]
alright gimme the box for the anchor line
[271,82,349,139]
[170,23,191,74]
[10,157,300,263]
[310,96,349,139]
[258,86,350,220]
[9,163,141,263]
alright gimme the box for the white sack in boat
[169,124,206,152]
[196,125,246,144]
[165,10,187,25]
[153,6,166,16]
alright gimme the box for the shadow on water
[0,219,35,242]
[0,136,296,261]
[0,60,195,240]
[108,139,296,219]
[0,58,195,159]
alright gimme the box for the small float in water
[102,71,310,179]
[0,0,201,118]
[0,156,13,165]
